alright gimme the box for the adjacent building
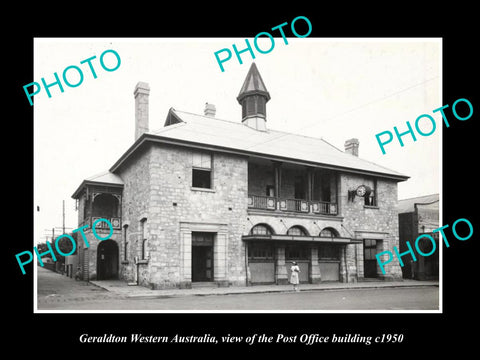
[398,193,439,280]
[71,63,409,289]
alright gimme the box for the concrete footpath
[89,278,439,299]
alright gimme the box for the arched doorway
[318,227,341,281]
[97,240,119,280]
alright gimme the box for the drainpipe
[245,242,249,286]
[354,242,358,281]
[344,245,349,283]
[134,256,139,285]
[340,224,355,283]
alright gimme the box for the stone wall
[115,144,152,284]
[75,190,122,281]
[76,228,122,281]
[117,143,249,288]
[339,173,403,280]
[112,140,404,287]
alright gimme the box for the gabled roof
[398,193,439,214]
[71,171,123,199]
[109,108,409,181]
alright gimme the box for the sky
[33,37,441,245]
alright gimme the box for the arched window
[250,224,273,235]
[287,226,308,236]
[319,227,339,238]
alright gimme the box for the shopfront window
[249,242,274,260]
[285,244,309,260]
[319,243,340,260]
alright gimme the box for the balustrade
[248,195,337,215]
[80,217,122,230]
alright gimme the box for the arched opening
[318,227,341,282]
[247,224,275,285]
[92,193,120,218]
[287,225,309,236]
[97,240,119,280]
[319,227,340,238]
[284,226,310,284]
[249,223,274,235]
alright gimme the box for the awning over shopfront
[242,235,362,244]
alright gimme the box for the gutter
[109,133,409,182]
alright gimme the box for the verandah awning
[241,235,362,244]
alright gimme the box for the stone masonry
[72,68,407,288]
[117,143,249,289]
[339,173,403,280]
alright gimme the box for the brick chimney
[134,82,150,141]
[344,138,359,156]
[204,102,216,117]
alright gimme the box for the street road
[36,267,439,311]
[40,287,439,311]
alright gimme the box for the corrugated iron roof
[143,108,408,180]
[71,171,123,199]
[85,170,124,184]
[398,193,439,213]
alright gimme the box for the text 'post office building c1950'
[71,63,409,288]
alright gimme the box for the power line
[152,76,439,157]
[243,76,439,151]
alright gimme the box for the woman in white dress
[290,261,300,292]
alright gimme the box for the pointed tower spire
[237,63,271,131]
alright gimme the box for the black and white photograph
[11,8,478,354]
[32,37,441,312]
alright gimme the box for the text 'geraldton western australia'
[79,333,401,346]
[79,333,219,344]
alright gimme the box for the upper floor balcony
[248,159,338,217]
[77,189,123,231]
[248,195,337,215]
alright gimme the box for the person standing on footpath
[290,261,300,292]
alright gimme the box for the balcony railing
[79,216,122,230]
[248,195,337,215]
[311,201,337,215]
[248,195,276,210]
[280,199,309,212]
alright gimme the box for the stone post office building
[71,63,408,288]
